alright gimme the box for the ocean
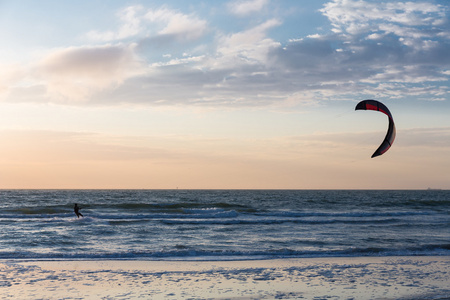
[0,189,448,261]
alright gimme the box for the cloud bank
[37,44,143,101]
[1,0,449,107]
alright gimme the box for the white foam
[0,257,448,299]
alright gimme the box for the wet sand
[1,256,449,299]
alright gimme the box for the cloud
[135,0,448,107]
[87,6,208,44]
[2,1,449,107]
[257,0,450,103]
[398,127,450,148]
[228,0,269,16]
[145,8,208,42]
[321,0,444,35]
[87,6,144,41]
[0,64,25,96]
[37,44,143,101]
[213,19,281,67]
[95,19,284,107]
[2,126,449,189]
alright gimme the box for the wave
[0,208,442,228]
[2,244,449,261]
[0,205,437,218]
[259,210,433,218]
[160,217,409,226]
[0,215,437,228]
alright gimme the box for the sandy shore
[1,256,449,299]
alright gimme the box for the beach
[1,256,449,299]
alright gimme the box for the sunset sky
[0,0,449,189]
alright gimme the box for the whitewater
[0,189,448,261]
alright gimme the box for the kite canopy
[355,99,396,158]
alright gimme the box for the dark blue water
[0,190,448,260]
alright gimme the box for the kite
[355,99,396,158]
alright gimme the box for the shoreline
[1,256,449,299]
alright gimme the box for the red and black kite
[355,99,396,158]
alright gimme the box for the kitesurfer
[74,203,83,218]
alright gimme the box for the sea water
[0,190,448,261]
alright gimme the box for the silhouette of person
[74,203,84,218]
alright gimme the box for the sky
[0,0,449,189]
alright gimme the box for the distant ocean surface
[0,190,448,261]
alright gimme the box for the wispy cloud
[86,6,144,41]
[2,126,449,188]
[144,8,208,42]
[228,0,269,16]
[87,6,208,44]
[212,19,281,67]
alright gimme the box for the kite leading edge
[355,99,396,158]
